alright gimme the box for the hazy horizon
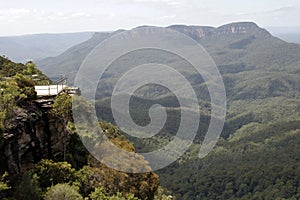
[1,0,300,36]
[1,23,300,38]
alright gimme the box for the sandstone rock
[0,101,69,178]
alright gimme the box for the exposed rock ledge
[0,101,69,178]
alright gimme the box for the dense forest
[88,23,300,199]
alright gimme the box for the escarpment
[0,101,69,178]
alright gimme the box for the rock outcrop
[0,101,69,179]
[168,22,270,40]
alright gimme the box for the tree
[44,183,82,200]
[24,61,39,75]
[33,159,77,189]
[52,94,72,122]
[89,187,140,200]
[13,73,36,101]
[17,171,42,200]
[89,187,109,200]
[0,172,10,193]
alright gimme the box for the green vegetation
[0,56,50,149]
[0,57,49,83]
[9,94,161,199]
[32,159,77,190]
[3,22,300,199]
[0,57,51,153]
[44,184,82,200]
[0,173,10,193]
[89,187,139,200]
[0,56,165,199]
[17,172,42,200]
[10,152,160,199]
[52,93,72,121]
[86,24,300,199]
[158,122,300,199]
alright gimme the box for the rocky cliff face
[168,22,270,40]
[0,101,69,179]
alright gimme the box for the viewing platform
[34,76,80,97]
[34,77,80,108]
[35,84,67,96]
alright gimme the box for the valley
[1,21,300,199]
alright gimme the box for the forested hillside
[35,22,300,199]
[0,56,168,200]
[2,21,300,199]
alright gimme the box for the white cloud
[0,8,93,23]
[71,12,92,18]
[0,8,30,15]
[163,14,177,19]
[0,1,300,35]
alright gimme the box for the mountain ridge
[168,22,270,40]
[0,32,94,63]
[36,21,300,83]
[2,22,300,199]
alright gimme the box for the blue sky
[0,0,300,36]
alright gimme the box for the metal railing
[35,77,68,96]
